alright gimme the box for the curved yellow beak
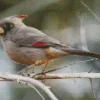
[0,27,4,34]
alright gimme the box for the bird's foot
[33,72,43,77]
[41,72,46,82]
[33,71,46,81]
[17,64,35,76]
[17,71,26,76]
[18,68,35,78]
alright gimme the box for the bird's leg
[40,62,50,81]
[42,62,50,74]
[33,62,50,78]
[17,64,35,75]
[25,64,35,73]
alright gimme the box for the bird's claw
[33,72,46,81]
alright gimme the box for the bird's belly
[8,54,50,65]
[7,47,50,65]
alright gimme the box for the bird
[0,15,100,73]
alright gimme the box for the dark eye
[10,24,13,28]
[7,23,14,29]
[6,22,14,29]
[2,22,14,29]
[1,22,14,33]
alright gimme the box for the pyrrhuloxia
[0,15,100,73]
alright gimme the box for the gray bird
[0,15,100,73]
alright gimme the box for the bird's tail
[63,48,100,59]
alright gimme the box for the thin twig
[80,0,100,22]
[88,69,96,100]
[44,58,97,74]
[90,79,96,100]
[16,80,45,100]
[27,83,45,100]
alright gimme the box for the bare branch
[1,72,100,80]
[32,73,100,79]
[1,72,100,100]
[0,73,58,100]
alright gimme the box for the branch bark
[1,72,100,80]
[33,73,100,79]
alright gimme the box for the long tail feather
[63,49,100,59]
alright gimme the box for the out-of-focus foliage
[0,0,100,100]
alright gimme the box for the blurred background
[0,0,100,100]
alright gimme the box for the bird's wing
[11,27,68,48]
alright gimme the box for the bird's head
[0,15,27,35]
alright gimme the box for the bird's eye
[1,22,15,34]
[10,24,13,28]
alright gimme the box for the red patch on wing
[33,42,48,47]
[17,15,27,19]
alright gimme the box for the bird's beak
[16,15,28,20]
[0,27,4,34]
